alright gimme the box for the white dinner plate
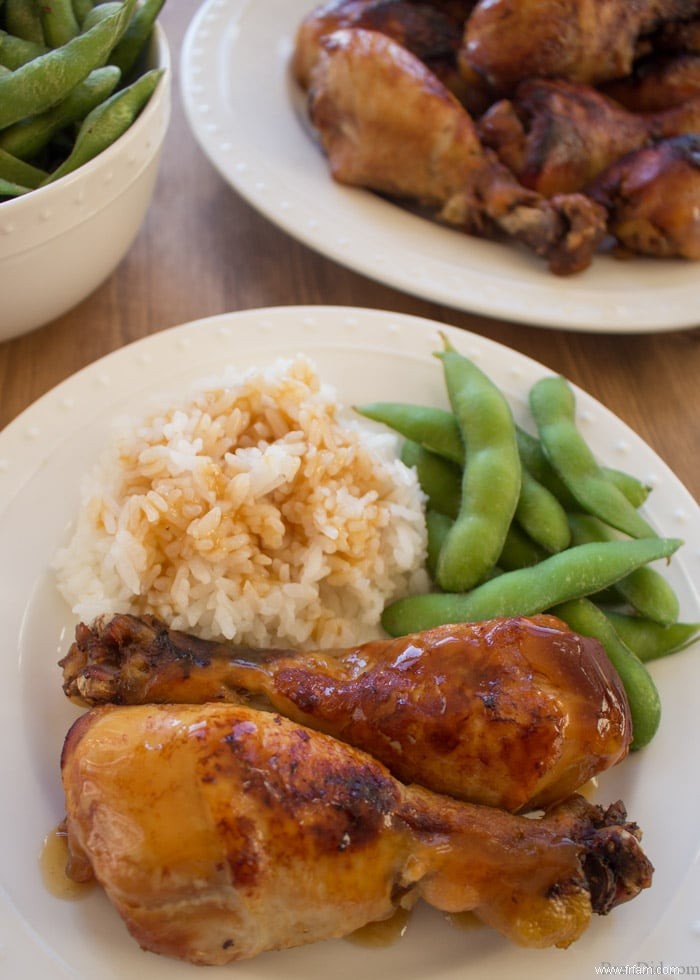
[180,0,700,334]
[1,306,698,979]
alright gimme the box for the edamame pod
[515,425,578,508]
[515,465,571,553]
[110,0,165,79]
[72,0,96,24]
[400,439,461,520]
[568,512,679,624]
[601,611,700,663]
[39,0,79,47]
[5,0,45,45]
[43,66,164,183]
[0,175,31,196]
[530,376,656,538]
[601,467,651,509]
[425,509,451,579]
[552,598,661,749]
[0,0,136,129]
[381,537,682,635]
[357,402,464,464]
[426,510,545,580]
[0,30,46,69]
[0,65,121,160]
[81,1,122,32]
[435,350,521,592]
[497,523,547,570]
[0,145,47,187]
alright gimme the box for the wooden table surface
[1,4,698,499]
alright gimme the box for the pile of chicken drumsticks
[293,0,700,274]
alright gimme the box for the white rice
[54,355,429,649]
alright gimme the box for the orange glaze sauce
[40,822,94,900]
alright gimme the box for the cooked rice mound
[54,355,428,648]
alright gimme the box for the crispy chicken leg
[601,52,700,111]
[478,77,700,196]
[292,0,479,105]
[60,613,631,812]
[478,79,650,196]
[61,702,653,964]
[307,28,607,274]
[587,134,700,258]
[463,0,700,91]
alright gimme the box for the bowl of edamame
[0,0,171,341]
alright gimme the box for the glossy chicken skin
[463,0,700,91]
[478,79,650,196]
[307,28,607,274]
[292,0,478,102]
[601,53,700,111]
[61,703,653,964]
[478,77,700,196]
[587,135,700,258]
[60,613,631,812]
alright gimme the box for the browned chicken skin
[293,0,490,112]
[587,134,700,258]
[293,0,477,96]
[478,77,700,195]
[601,53,700,111]
[463,0,700,92]
[478,79,651,195]
[60,613,631,812]
[60,702,653,964]
[307,28,607,273]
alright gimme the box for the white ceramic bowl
[0,24,171,342]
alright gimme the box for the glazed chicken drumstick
[587,134,700,259]
[60,613,631,812]
[306,28,607,274]
[292,0,473,91]
[477,77,700,196]
[463,0,700,91]
[61,702,653,965]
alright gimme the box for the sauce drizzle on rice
[54,355,428,649]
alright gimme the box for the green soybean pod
[0,146,47,187]
[435,350,521,592]
[568,512,679,624]
[530,376,655,539]
[514,465,571,554]
[551,598,661,749]
[72,0,96,24]
[497,522,547,571]
[0,175,31,196]
[381,536,683,635]
[110,0,165,79]
[39,0,79,47]
[0,0,136,129]
[81,0,121,31]
[400,439,461,520]
[43,66,164,183]
[425,509,452,579]
[0,30,47,69]
[515,425,578,508]
[601,467,651,509]
[0,65,121,159]
[601,610,700,663]
[427,510,546,579]
[5,0,45,44]
[357,402,464,465]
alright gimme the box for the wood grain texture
[0,4,698,498]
